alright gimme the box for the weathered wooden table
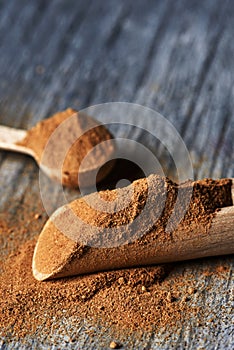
[0,0,233,349]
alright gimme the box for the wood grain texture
[0,0,233,349]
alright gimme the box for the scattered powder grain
[109,341,121,349]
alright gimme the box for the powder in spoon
[18,108,115,187]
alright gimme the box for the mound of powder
[18,108,115,187]
[33,176,232,279]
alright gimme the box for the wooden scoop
[32,176,234,281]
[0,108,115,188]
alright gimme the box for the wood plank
[0,0,233,349]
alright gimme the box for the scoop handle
[0,125,33,156]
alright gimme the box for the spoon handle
[0,125,33,156]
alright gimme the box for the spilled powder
[0,177,233,343]
[0,240,168,338]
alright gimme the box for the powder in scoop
[33,175,233,279]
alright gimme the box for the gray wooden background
[0,0,233,349]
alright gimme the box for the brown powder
[0,239,232,344]
[33,176,233,279]
[0,240,167,338]
[18,108,115,187]
[0,177,233,344]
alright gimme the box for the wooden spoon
[32,176,234,281]
[0,108,115,188]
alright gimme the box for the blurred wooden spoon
[0,108,115,188]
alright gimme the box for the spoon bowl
[0,109,116,188]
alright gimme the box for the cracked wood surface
[0,0,233,349]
